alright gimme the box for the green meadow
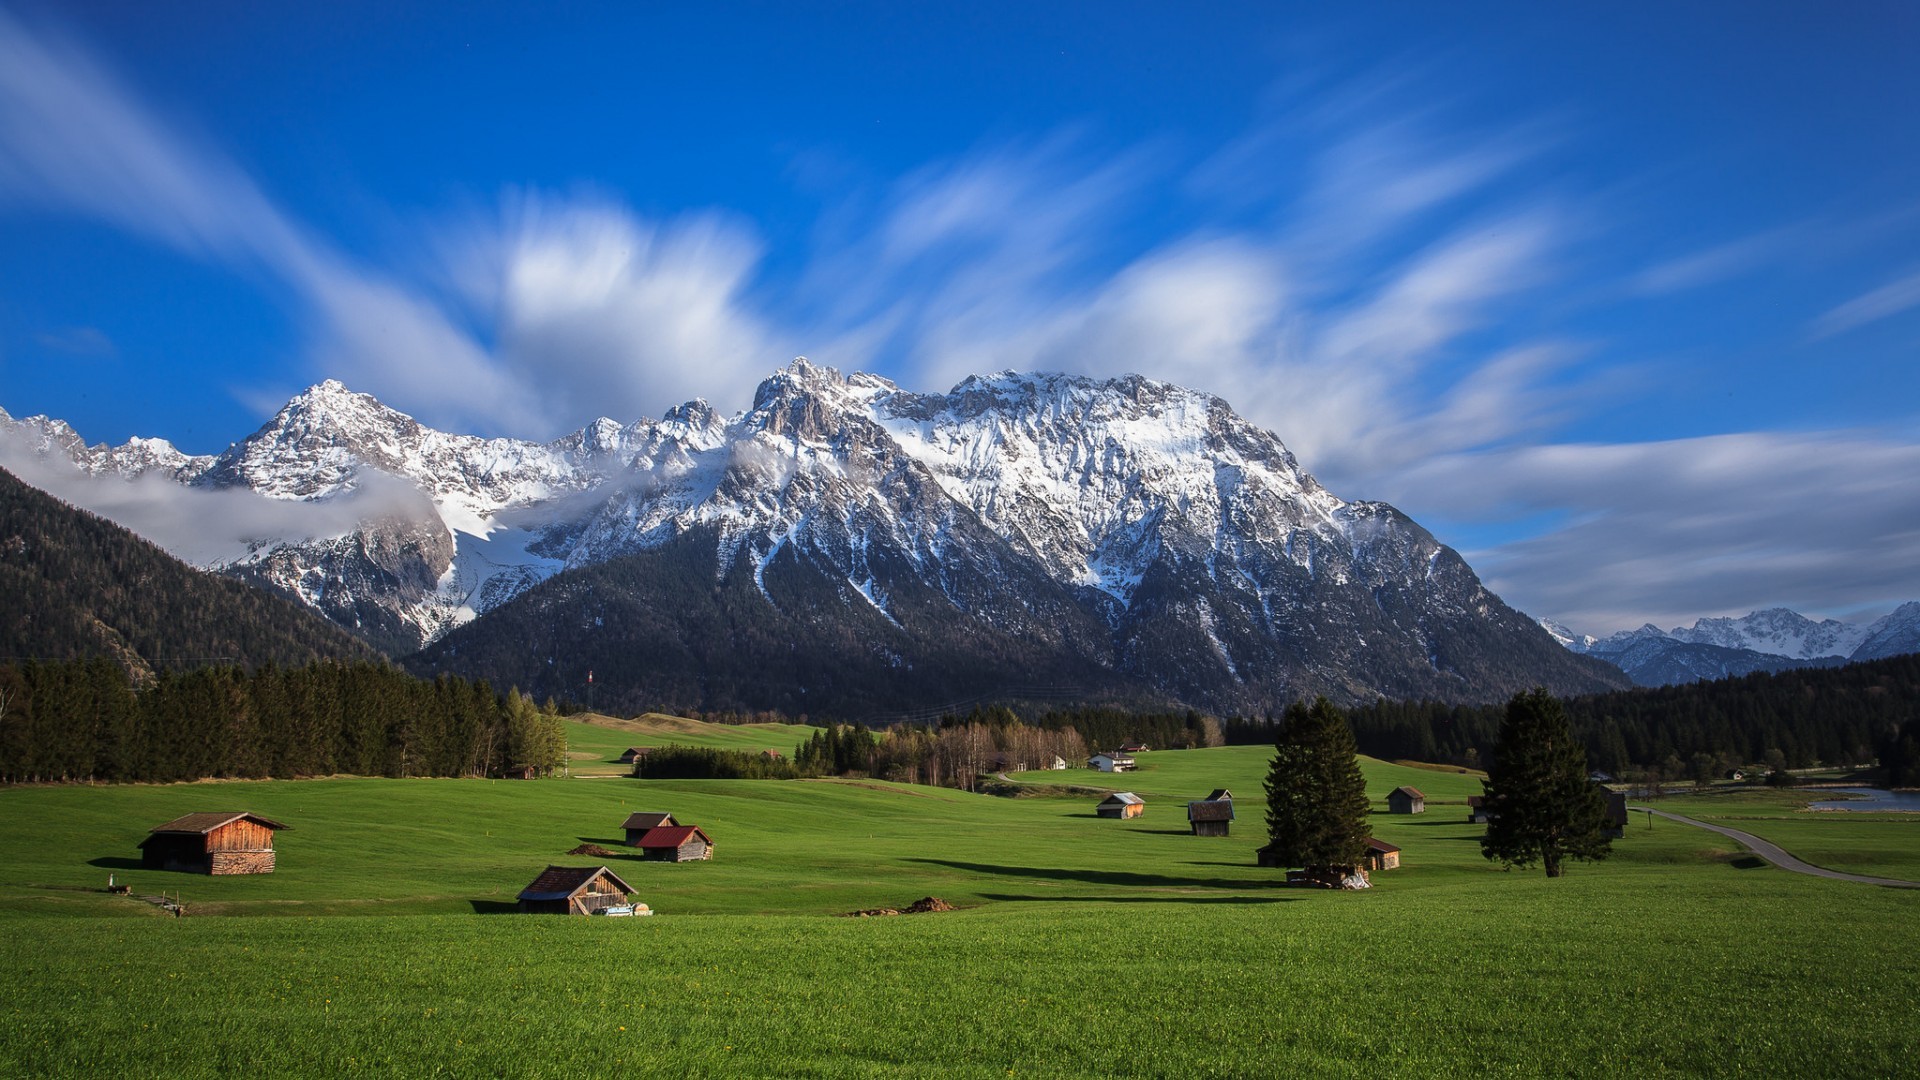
[562,714,827,776]
[2,733,1915,1076]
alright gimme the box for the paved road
[1631,806,1920,889]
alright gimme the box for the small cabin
[1046,755,1068,771]
[1599,789,1629,839]
[617,747,651,765]
[517,865,637,915]
[1387,786,1426,814]
[622,811,677,845]
[1466,795,1490,824]
[138,812,288,875]
[1096,792,1146,819]
[1206,788,1232,802]
[1187,798,1234,837]
[1119,741,1150,754]
[1088,753,1137,773]
[636,825,714,862]
[1365,838,1401,872]
[502,764,538,780]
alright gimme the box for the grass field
[562,714,827,776]
[1635,786,1920,880]
[2,741,1915,1076]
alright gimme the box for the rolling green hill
[1,748,1915,1075]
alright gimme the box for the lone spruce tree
[1263,697,1372,881]
[1480,688,1612,877]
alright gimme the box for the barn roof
[1188,800,1235,822]
[1467,795,1485,807]
[1099,792,1144,806]
[621,811,676,831]
[146,812,289,835]
[1206,788,1233,802]
[1367,838,1401,854]
[636,825,711,849]
[517,864,635,902]
[1391,786,1426,799]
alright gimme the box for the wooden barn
[635,825,714,862]
[1187,792,1235,836]
[516,865,637,915]
[1096,792,1145,819]
[138,812,288,875]
[1387,786,1426,814]
[1600,789,1629,838]
[617,747,651,765]
[621,811,677,845]
[1466,795,1490,824]
[1365,838,1402,872]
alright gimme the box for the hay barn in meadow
[1096,792,1145,819]
[1387,786,1426,814]
[617,747,651,765]
[622,812,677,845]
[636,825,713,861]
[516,865,637,915]
[1466,795,1490,824]
[1365,838,1401,872]
[138,812,288,875]
[1187,794,1235,836]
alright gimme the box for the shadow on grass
[907,858,1282,891]
[87,857,146,871]
[981,893,1296,905]
[1730,856,1770,870]
[469,900,521,914]
[1393,819,1484,827]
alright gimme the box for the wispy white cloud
[1809,268,1920,339]
[1397,431,1920,632]
[33,325,116,358]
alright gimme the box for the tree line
[0,658,565,784]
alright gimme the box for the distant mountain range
[1542,604,1920,687]
[6,361,1631,714]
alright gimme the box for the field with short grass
[1636,785,1920,880]
[2,741,1915,1076]
[562,714,827,776]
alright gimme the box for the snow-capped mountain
[1545,604,1920,687]
[4,362,1627,712]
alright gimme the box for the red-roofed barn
[636,825,714,862]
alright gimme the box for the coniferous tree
[1481,688,1612,878]
[1262,697,1372,880]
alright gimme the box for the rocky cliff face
[3,362,1629,712]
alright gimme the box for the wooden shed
[622,811,678,845]
[516,865,637,915]
[138,812,288,875]
[1096,792,1145,819]
[636,825,713,862]
[1600,789,1629,838]
[1387,786,1426,814]
[617,747,651,765]
[1364,838,1402,872]
[1466,795,1490,824]
[1187,798,1234,836]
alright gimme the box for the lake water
[1808,788,1920,812]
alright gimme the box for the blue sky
[1,2,1917,633]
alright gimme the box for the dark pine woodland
[0,466,376,674]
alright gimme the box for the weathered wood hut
[636,825,714,862]
[1119,741,1150,754]
[1187,798,1234,836]
[617,747,651,765]
[138,812,288,875]
[1364,837,1401,872]
[1466,795,1490,824]
[516,865,637,915]
[622,811,677,845]
[1600,789,1629,838]
[1387,786,1426,814]
[1096,792,1145,819]
[1206,788,1233,802]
